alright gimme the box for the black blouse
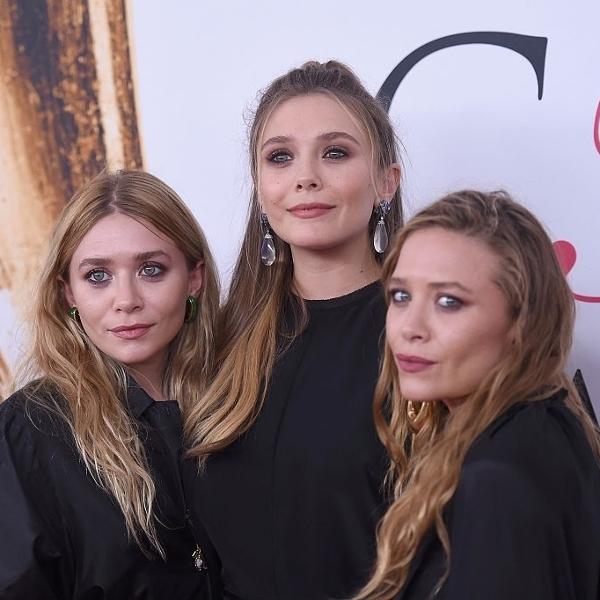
[184,281,389,600]
[0,380,208,599]
[396,390,600,600]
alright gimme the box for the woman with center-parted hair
[184,60,403,600]
[0,170,220,599]
[356,190,600,600]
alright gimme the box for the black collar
[125,379,155,419]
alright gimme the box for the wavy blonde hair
[357,189,600,599]
[186,59,403,462]
[16,170,219,556]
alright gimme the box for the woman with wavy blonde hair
[357,189,600,600]
[0,170,219,599]
[184,60,402,599]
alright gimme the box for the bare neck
[126,357,167,402]
[291,236,381,300]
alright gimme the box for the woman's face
[258,93,398,256]
[64,213,203,383]
[386,227,513,410]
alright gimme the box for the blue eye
[140,264,164,278]
[390,289,410,304]
[268,150,292,163]
[323,146,347,159]
[437,295,462,309]
[87,269,110,284]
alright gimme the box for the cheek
[444,320,509,378]
[385,308,401,348]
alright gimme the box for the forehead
[71,213,178,258]
[261,93,368,145]
[394,227,501,284]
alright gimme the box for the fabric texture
[184,281,389,600]
[396,390,600,600]
[0,380,208,599]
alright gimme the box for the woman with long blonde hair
[358,190,600,600]
[184,60,402,599]
[0,170,219,599]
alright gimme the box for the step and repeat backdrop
[0,0,598,409]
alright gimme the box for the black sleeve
[0,403,63,599]
[440,459,574,600]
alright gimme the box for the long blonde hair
[16,170,219,555]
[358,190,600,599]
[186,59,403,462]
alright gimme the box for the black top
[184,281,389,600]
[396,390,600,600]
[0,380,208,599]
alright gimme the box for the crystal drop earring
[260,213,276,267]
[373,199,392,254]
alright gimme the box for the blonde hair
[16,170,219,555]
[186,59,403,462]
[357,190,600,599]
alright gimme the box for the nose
[387,300,430,345]
[295,158,322,192]
[113,276,143,313]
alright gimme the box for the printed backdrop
[1,0,598,411]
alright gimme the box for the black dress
[183,281,389,600]
[396,390,600,600]
[0,380,208,599]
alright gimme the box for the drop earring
[68,306,80,323]
[373,199,392,254]
[260,213,276,267]
[184,296,198,322]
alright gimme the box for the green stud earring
[68,306,79,322]
[184,296,198,322]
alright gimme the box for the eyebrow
[388,276,473,294]
[77,250,170,270]
[261,131,360,150]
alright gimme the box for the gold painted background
[0,0,143,396]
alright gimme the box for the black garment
[396,390,600,600]
[184,282,389,600]
[0,380,208,599]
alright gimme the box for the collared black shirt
[0,380,208,599]
[396,390,600,600]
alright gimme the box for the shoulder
[1,381,67,444]
[461,391,598,509]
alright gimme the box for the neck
[126,357,167,401]
[291,235,381,300]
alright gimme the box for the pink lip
[288,203,334,219]
[109,324,153,340]
[395,353,436,374]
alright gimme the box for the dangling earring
[260,213,276,267]
[68,306,79,322]
[184,296,198,322]
[373,199,392,254]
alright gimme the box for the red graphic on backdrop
[553,240,600,303]
[595,100,600,154]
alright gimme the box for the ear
[188,260,204,297]
[377,163,401,202]
[61,277,75,307]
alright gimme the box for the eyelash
[389,289,463,310]
[265,145,349,164]
[85,263,166,286]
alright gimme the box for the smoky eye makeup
[85,269,111,285]
[266,149,293,163]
